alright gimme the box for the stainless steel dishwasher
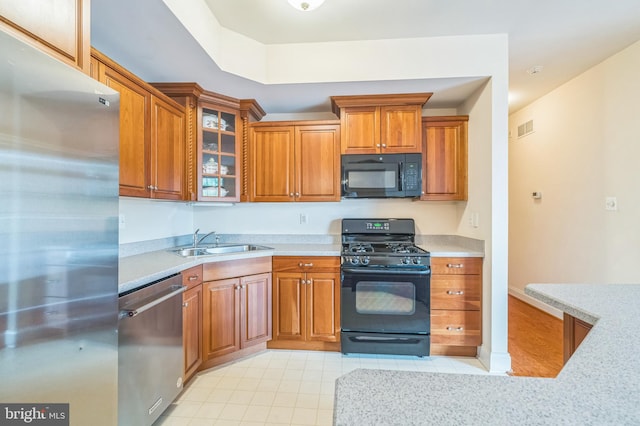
[118,273,186,426]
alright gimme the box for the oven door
[340,267,430,334]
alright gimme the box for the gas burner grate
[348,243,374,254]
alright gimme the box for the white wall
[509,40,640,307]
[193,199,462,236]
[119,197,193,244]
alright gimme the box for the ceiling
[91,0,640,115]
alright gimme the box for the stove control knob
[412,257,422,264]
[402,257,411,265]
[350,256,359,265]
[360,256,370,266]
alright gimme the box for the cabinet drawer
[430,310,481,346]
[182,265,203,290]
[431,257,482,275]
[273,256,340,272]
[203,257,272,281]
[431,275,481,310]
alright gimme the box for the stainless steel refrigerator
[0,29,120,425]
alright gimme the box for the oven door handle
[120,285,186,319]
[341,267,431,275]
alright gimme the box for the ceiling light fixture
[288,0,325,11]
[527,65,544,75]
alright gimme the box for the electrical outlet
[299,213,308,224]
[605,197,618,211]
[119,214,126,229]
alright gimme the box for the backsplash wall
[193,199,463,236]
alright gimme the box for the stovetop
[345,242,429,255]
[340,219,430,269]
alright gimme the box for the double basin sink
[169,243,272,257]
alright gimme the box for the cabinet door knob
[290,193,294,197]
[381,144,387,148]
[182,302,189,308]
[447,263,464,268]
[446,290,465,295]
[376,144,381,147]
[295,192,300,197]
[301,279,307,285]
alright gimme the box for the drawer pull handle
[446,326,464,332]
[298,263,314,267]
[447,263,464,268]
[446,290,465,295]
[188,275,199,281]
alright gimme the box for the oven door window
[355,281,415,315]
[341,270,430,334]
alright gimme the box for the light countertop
[118,234,483,294]
[333,283,640,425]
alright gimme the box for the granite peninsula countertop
[333,283,640,425]
[118,234,483,294]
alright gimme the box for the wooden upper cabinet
[0,0,90,73]
[151,83,265,202]
[422,116,469,201]
[295,125,341,201]
[92,49,186,200]
[249,121,340,202]
[339,106,380,154]
[250,125,295,202]
[95,58,151,197]
[150,96,185,200]
[331,93,431,154]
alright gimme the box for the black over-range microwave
[341,153,422,198]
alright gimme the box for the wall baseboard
[508,287,563,319]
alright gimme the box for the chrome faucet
[193,229,217,248]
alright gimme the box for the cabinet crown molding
[330,93,433,115]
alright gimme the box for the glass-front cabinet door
[200,107,238,201]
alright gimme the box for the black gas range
[340,218,431,357]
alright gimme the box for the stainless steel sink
[169,244,272,257]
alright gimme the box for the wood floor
[508,295,564,377]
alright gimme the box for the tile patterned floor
[154,350,488,426]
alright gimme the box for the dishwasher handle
[120,285,186,319]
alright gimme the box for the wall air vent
[517,120,534,138]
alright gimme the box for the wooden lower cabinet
[269,256,341,351]
[563,313,593,364]
[430,257,483,356]
[182,265,203,383]
[201,257,272,369]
